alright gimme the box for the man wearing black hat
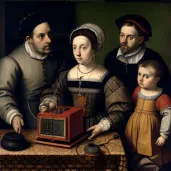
[0,13,68,132]
[104,14,171,97]
[105,14,171,171]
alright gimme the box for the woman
[39,23,132,139]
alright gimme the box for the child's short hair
[138,60,163,77]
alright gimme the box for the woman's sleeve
[40,70,71,106]
[104,76,132,131]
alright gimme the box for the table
[0,129,127,171]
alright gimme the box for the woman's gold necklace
[78,64,96,74]
[77,63,96,83]
[77,64,96,109]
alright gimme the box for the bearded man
[105,14,171,96]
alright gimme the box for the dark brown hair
[138,60,163,77]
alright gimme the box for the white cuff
[5,109,22,125]
[98,119,111,132]
[160,133,168,139]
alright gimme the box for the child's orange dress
[125,86,171,166]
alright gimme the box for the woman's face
[72,35,95,65]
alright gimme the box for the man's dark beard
[120,44,129,55]
[120,43,140,55]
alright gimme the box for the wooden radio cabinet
[35,106,87,148]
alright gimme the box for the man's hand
[40,105,49,112]
[48,101,56,110]
[87,124,102,140]
[155,136,166,146]
[12,115,24,133]
[40,101,56,112]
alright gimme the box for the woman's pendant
[78,76,86,107]
[78,94,86,108]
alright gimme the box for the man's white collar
[25,41,48,60]
[117,45,146,64]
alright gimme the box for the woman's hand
[12,115,24,133]
[87,124,102,140]
[155,136,166,146]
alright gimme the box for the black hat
[115,14,152,40]
[19,13,49,38]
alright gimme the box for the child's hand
[12,115,24,133]
[87,125,102,140]
[155,136,166,146]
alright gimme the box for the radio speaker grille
[41,119,65,137]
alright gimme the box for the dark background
[1,0,171,68]
[5,1,77,66]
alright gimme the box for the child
[125,60,171,169]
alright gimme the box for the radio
[34,106,88,148]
